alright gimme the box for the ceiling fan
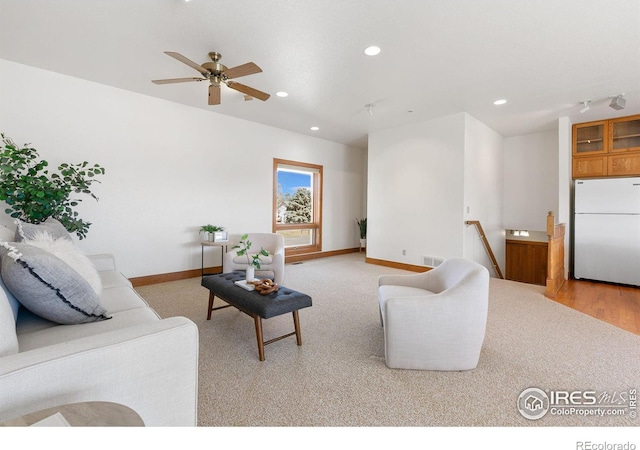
[152,51,270,105]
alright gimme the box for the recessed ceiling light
[276,91,288,97]
[310,126,319,131]
[364,46,381,56]
[493,99,507,105]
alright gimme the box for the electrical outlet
[402,249,406,255]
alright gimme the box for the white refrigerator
[574,177,640,286]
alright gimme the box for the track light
[609,94,626,110]
[580,100,591,113]
[365,103,374,116]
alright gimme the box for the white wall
[463,114,505,277]
[503,129,559,231]
[367,113,466,266]
[368,112,506,276]
[0,60,366,278]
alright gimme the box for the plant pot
[360,238,367,248]
[246,266,255,281]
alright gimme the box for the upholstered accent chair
[377,257,489,371]
[223,233,285,285]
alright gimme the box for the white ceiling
[1,0,639,149]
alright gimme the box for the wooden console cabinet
[573,114,640,178]
[505,239,548,285]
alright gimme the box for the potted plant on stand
[357,217,367,251]
[199,224,225,242]
[232,233,270,281]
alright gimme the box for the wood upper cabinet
[572,114,640,178]
[610,115,640,153]
[573,120,608,156]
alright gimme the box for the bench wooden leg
[207,292,215,320]
[254,315,265,361]
[293,310,302,346]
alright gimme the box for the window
[273,159,322,255]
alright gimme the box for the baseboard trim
[130,266,221,287]
[365,257,430,273]
[286,247,359,263]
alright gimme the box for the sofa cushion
[24,231,102,295]
[0,242,111,325]
[0,284,19,356]
[99,270,133,289]
[16,306,160,352]
[15,217,72,242]
[99,285,150,314]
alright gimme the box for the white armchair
[377,258,489,371]
[223,233,285,285]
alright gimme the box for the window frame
[273,158,323,256]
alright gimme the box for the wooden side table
[201,240,229,277]
[1,401,144,427]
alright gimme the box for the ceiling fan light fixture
[310,126,320,131]
[609,94,626,110]
[493,99,507,105]
[276,91,289,97]
[152,51,269,105]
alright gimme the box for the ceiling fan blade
[223,62,262,79]
[208,84,221,105]
[152,77,206,84]
[164,51,210,76]
[226,81,270,101]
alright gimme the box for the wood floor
[551,278,640,335]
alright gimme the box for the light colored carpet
[136,253,640,427]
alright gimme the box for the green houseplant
[0,133,105,240]
[356,217,367,249]
[232,233,270,280]
[199,224,225,241]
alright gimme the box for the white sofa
[0,223,199,426]
[378,257,489,371]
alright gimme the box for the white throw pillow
[25,231,102,295]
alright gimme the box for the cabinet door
[610,115,640,153]
[572,156,607,178]
[506,241,531,283]
[573,121,608,155]
[529,243,548,286]
[608,153,640,177]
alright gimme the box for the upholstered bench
[201,271,312,360]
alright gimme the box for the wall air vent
[422,255,444,268]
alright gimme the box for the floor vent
[422,256,444,268]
